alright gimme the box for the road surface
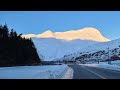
[69,65,120,79]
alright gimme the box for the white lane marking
[84,67,107,79]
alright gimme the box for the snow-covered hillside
[61,38,120,63]
[22,27,109,61]
[32,38,98,61]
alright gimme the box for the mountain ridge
[22,27,110,42]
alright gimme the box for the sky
[0,11,120,40]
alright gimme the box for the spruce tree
[0,24,41,67]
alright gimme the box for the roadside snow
[61,67,74,79]
[80,61,120,71]
[110,60,120,66]
[0,65,73,79]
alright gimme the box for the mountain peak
[43,30,53,34]
[38,30,54,38]
[54,27,110,42]
[75,27,110,42]
[81,27,100,32]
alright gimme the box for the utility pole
[108,45,111,64]
[108,47,109,64]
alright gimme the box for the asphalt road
[69,65,120,79]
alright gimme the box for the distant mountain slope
[60,38,120,63]
[32,38,99,61]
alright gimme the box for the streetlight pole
[108,47,109,64]
[108,45,111,64]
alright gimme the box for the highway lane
[69,65,120,79]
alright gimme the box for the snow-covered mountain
[22,27,109,42]
[22,27,110,61]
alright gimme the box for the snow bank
[61,67,74,79]
[110,60,120,66]
[80,61,120,71]
[0,65,72,79]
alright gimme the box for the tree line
[0,24,41,67]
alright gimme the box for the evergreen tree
[3,23,9,39]
[0,24,41,67]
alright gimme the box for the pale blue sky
[0,11,120,40]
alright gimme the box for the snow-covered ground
[80,60,120,71]
[110,60,120,66]
[0,65,73,79]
